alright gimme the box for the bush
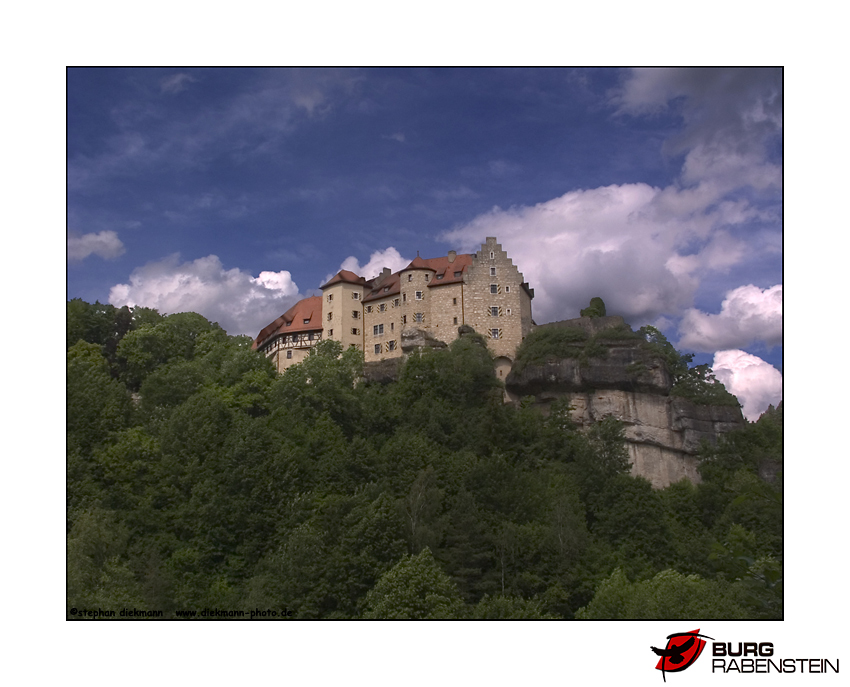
[512,326,589,372]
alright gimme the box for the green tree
[473,594,557,619]
[67,341,131,455]
[576,568,746,619]
[363,548,466,619]
[580,296,606,318]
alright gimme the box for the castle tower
[320,270,367,353]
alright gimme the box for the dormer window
[454,271,462,278]
[436,274,443,280]
[383,286,390,292]
[303,319,310,324]
[286,321,291,326]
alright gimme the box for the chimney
[448,250,456,263]
[373,267,391,288]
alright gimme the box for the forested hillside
[67,299,782,619]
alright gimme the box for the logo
[651,629,714,681]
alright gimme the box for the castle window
[373,324,384,336]
[352,310,360,319]
[351,328,360,335]
[308,333,314,340]
[328,329,333,337]
[403,293,407,303]
[287,350,292,359]
[452,298,457,305]
[490,267,496,276]
[490,284,497,294]
[491,329,499,339]
[453,317,458,325]
[388,340,396,351]
[366,305,372,313]
[327,294,333,302]
[415,291,423,300]
[505,286,510,293]
[506,308,511,315]
[327,312,333,321]
[352,292,360,300]
[454,271,461,278]
[374,344,381,355]
[408,274,413,282]
[393,298,400,307]
[490,251,495,259]
[491,306,499,317]
[379,303,386,312]
[390,322,394,331]
[425,274,430,282]
[415,313,423,323]
[403,315,407,324]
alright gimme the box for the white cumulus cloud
[441,183,732,325]
[109,254,302,336]
[68,231,126,261]
[440,68,781,329]
[336,247,411,282]
[712,350,782,422]
[678,284,782,352]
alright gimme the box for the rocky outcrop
[401,327,448,353]
[506,318,746,488]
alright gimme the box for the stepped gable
[252,295,322,349]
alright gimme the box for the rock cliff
[505,317,745,488]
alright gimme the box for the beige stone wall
[398,268,434,344]
[321,282,365,352]
[427,282,464,345]
[463,237,529,361]
[265,334,319,373]
[363,295,402,362]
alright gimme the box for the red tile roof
[363,271,401,303]
[423,253,474,287]
[320,269,368,289]
[363,254,473,302]
[253,295,323,349]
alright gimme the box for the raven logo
[651,629,713,681]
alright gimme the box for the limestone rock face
[507,343,671,395]
[401,327,448,353]
[505,318,745,488]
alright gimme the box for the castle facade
[253,237,534,374]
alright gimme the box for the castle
[253,237,534,375]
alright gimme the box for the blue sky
[67,67,782,418]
